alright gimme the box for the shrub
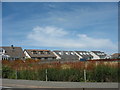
[2,65,16,79]
[2,60,119,82]
[93,65,118,82]
[47,68,84,82]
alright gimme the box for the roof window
[71,52,74,55]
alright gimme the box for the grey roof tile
[24,49,56,58]
[2,47,25,58]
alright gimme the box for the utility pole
[46,69,48,81]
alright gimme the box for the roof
[25,49,50,51]
[91,51,107,56]
[75,51,93,58]
[24,49,56,58]
[1,46,25,58]
[53,51,79,59]
[111,53,120,58]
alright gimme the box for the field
[1,59,120,82]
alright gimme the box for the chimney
[11,45,14,50]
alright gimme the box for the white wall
[53,52,61,59]
[74,52,83,60]
[90,52,100,59]
[24,51,31,58]
[0,48,5,55]
[2,55,10,60]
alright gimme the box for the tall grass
[2,59,119,82]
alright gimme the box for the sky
[2,2,118,54]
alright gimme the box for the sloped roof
[75,51,93,58]
[53,50,79,59]
[111,53,120,58]
[91,51,107,57]
[24,49,56,58]
[25,49,49,51]
[1,46,25,58]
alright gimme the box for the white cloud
[77,34,116,49]
[28,26,68,38]
[26,26,117,50]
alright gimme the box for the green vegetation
[2,64,119,82]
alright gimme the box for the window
[44,51,47,54]
[80,52,83,55]
[40,51,44,54]
[66,52,70,55]
[41,58,45,60]
[52,57,55,59]
[48,58,52,60]
[97,53,99,55]
[45,57,48,59]
[0,48,4,53]
[97,53,102,55]
[59,52,62,55]
[99,53,101,55]
[0,48,6,54]
[38,51,41,54]
[83,52,86,55]
[66,52,69,55]
[71,52,74,55]
[0,49,2,52]
[98,53,103,55]
[46,51,50,54]
[86,52,89,55]
[101,53,104,55]
[59,51,63,55]
[38,57,41,59]
[32,51,37,54]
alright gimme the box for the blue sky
[2,2,118,54]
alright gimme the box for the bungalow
[53,50,79,62]
[0,45,25,60]
[74,51,93,61]
[24,49,56,60]
[90,51,107,59]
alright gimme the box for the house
[24,49,56,60]
[0,45,25,60]
[74,51,93,60]
[90,51,107,59]
[53,50,79,62]
[111,53,120,59]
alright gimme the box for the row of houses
[0,45,120,61]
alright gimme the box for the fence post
[84,69,86,82]
[84,61,87,82]
[46,69,48,81]
[16,70,17,79]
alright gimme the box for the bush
[93,65,118,82]
[2,61,119,82]
[2,65,16,79]
[47,68,84,82]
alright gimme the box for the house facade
[53,50,79,62]
[24,49,56,60]
[74,51,93,60]
[0,45,25,60]
[111,53,120,59]
[1,45,109,61]
[90,51,107,59]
